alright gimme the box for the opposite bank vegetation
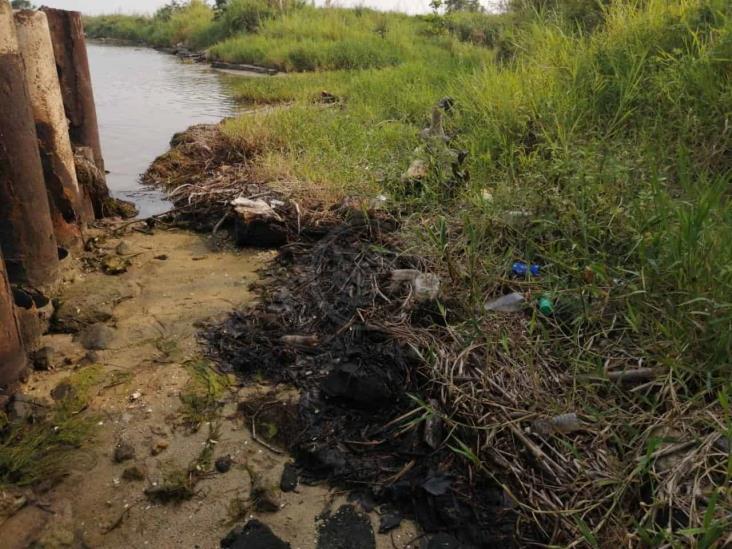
[80,0,732,546]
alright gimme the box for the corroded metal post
[14,9,89,243]
[0,248,27,392]
[41,8,105,170]
[0,0,59,288]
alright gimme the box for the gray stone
[122,464,146,481]
[78,323,115,350]
[215,455,233,474]
[113,441,136,463]
[115,240,132,255]
[31,346,57,371]
[9,393,50,422]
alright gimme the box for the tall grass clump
[382,0,731,544]
[208,7,413,71]
[87,0,730,544]
[223,0,730,544]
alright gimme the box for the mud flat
[0,223,419,548]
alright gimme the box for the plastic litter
[512,261,541,277]
[538,296,554,315]
[485,292,525,312]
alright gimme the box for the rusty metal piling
[42,7,113,218]
[0,247,28,392]
[0,0,60,288]
[14,9,88,244]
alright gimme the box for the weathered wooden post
[14,9,91,242]
[0,0,60,288]
[41,7,114,218]
[0,248,28,392]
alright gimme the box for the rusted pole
[14,9,90,242]
[0,247,28,392]
[41,10,104,163]
[0,0,59,288]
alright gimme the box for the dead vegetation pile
[206,212,730,546]
[205,215,515,546]
[146,122,730,546]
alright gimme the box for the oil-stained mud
[206,214,516,547]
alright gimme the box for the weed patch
[0,366,103,487]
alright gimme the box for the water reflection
[88,43,239,218]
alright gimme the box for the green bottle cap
[538,297,554,315]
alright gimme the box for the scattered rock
[154,254,168,261]
[320,363,393,411]
[51,273,130,332]
[113,441,136,463]
[115,240,132,255]
[317,505,375,549]
[8,393,50,422]
[0,489,27,522]
[31,346,58,371]
[102,255,131,275]
[50,381,76,402]
[215,455,233,474]
[279,463,298,492]
[150,438,169,456]
[78,322,115,350]
[122,464,146,482]
[221,519,290,549]
[378,509,402,534]
[81,350,100,365]
[402,158,428,182]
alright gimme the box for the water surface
[88,43,239,217]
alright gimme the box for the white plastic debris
[390,269,440,302]
[230,197,283,222]
[485,292,525,312]
[414,273,441,302]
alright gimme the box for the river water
[87,43,240,218]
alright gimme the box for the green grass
[84,1,498,72]
[87,0,732,544]
[0,366,103,487]
[222,1,732,543]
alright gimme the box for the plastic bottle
[485,292,525,312]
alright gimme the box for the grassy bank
[85,0,500,71]
[88,0,731,545]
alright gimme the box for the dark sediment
[206,214,515,547]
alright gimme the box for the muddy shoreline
[88,37,278,76]
[142,124,516,547]
[1,121,508,547]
